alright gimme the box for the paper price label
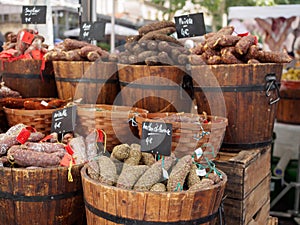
[196,168,207,177]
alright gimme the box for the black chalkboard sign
[51,106,77,134]
[140,122,172,156]
[90,21,106,41]
[22,5,47,24]
[174,13,206,38]
[80,22,93,41]
[80,21,106,41]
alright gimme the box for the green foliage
[97,42,110,51]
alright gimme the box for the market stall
[0,12,294,225]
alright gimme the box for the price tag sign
[51,106,77,134]
[140,122,172,156]
[22,5,47,24]
[89,21,106,41]
[174,12,206,39]
[80,21,106,41]
[80,22,93,41]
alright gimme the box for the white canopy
[228,4,300,20]
[63,23,138,37]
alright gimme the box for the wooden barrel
[81,165,227,225]
[0,165,86,225]
[276,80,300,124]
[1,59,58,98]
[117,64,193,113]
[53,61,121,105]
[191,63,283,151]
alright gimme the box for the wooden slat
[247,200,270,225]
[222,174,271,225]
[214,145,271,199]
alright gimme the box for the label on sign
[140,122,172,156]
[21,5,47,24]
[174,13,206,39]
[51,106,77,134]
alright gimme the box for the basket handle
[265,73,280,105]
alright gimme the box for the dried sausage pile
[118,21,190,65]
[189,26,293,65]
[0,124,62,168]
[1,98,66,110]
[86,143,223,192]
[0,29,48,59]
[0,124,103,168]
[44,38,115,62]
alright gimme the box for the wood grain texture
[191,63,283,150]
[81,165,227,225]
[2,59,57,98]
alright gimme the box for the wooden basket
[4,107,56,135]
[191,63,283,151]
[81,165,227,225]
[1,59,58,98]
[0,165,86,225]
[117,64,193,113]
[76,104,148,152]
[53,61,121,105]
[135,112,228,160]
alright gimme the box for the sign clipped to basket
[21,5,47,24]
[51,105,77,134]
[174,12,206,38]
[140,121,172,156]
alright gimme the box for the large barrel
[53,61,121,105]
[81,165,227,225]
[117,64,193,113]
[1,59,58,98]
[0,165,86,225]
[191,63,283,151]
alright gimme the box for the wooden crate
[214,145,271,225]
